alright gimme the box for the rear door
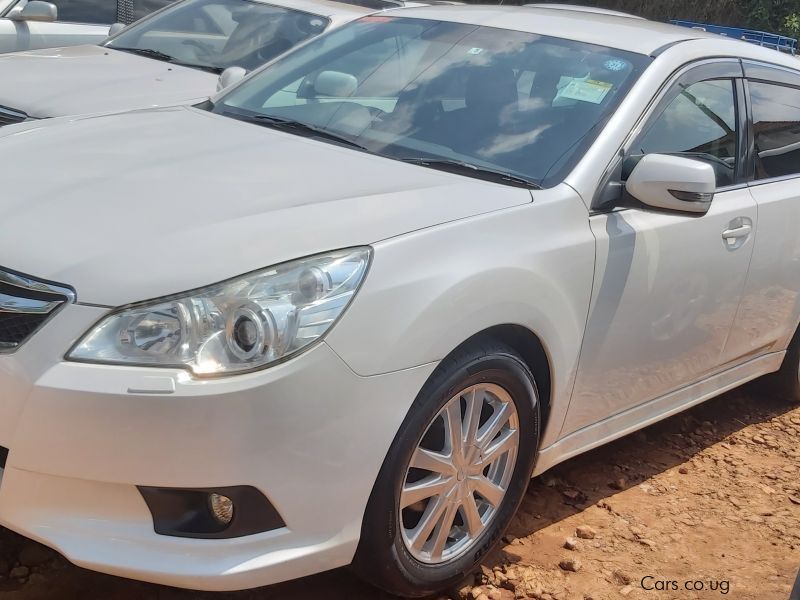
[563,60,758,435]
[722,63,800,363]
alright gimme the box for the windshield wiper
[111,47,224,74]
[400,158,542,189]
[112,47,176,62]
[226,113,371,152]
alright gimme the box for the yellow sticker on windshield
[557,79,613,104]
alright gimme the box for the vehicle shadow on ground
[0,382,795,600]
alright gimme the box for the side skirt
[533,351,785,476]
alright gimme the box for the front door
[563,63,757,435]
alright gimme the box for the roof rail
[523,3,644,19]
[671,20,797,55]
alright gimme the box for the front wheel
[353,341,540,597]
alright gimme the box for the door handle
[722,224,752,239]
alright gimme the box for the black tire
[771,326,800,403]
[352,340,540,598]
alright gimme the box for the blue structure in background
[671,20,797,55]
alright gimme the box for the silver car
[0,0,381,123]
[0,4,798,597]
[0,0,175,53]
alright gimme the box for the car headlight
[68,248,371,376]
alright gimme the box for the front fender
[326,186,595,447]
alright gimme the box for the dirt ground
[1,382,799,600]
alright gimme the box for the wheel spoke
[444,400,463,457]
[408,495,448,551]
[472,476,505,507]
[430,500,458,561]
[462,388,484,447]
[481,427,519,466]
[400,475,451,509]
[410,447,455,476]
[477,402,511,449]
[461,492,485,538]
[400,383,521,565]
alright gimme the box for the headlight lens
[68,248,371,376]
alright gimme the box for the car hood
[0,45,217,118]
[0,106,530,306]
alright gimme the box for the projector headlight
[68,248,371,376]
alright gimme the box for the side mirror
[216,66,247,92]
[108,22,126,36]
[10,1,57,22]
[625,154,716,214]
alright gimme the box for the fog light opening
[209,493,234,526]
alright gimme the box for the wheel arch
[442,324,553,445]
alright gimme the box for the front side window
[216,17,650,188]
[51,0,116,24]
[634,79,738,187]
[749,81,800,180]
[106,0,329,73]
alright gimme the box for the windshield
[105,0,330,73]
[215,17,650,187]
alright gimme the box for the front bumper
[0,303,435,590]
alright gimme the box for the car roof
[385,4,725,55]
[523,3,644,20]
[254,0,380,20]
[256,0,453,21]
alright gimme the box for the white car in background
[0,3,799,598]
[0,0,175,53]
[0,0,395,124]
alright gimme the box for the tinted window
[106,0,329,72]
[218,18,650,188]
[750,81,800,180]
[636,79,738,187]
[52,0,116,24]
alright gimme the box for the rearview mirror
[625,154,715,214]
[11,1,57,22]
[313,71,358,98]
[108,22,126,36]
[217,66,247,92]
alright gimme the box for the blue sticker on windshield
[604,59,628,72]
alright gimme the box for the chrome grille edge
[0,268,75,353]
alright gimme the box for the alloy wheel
[399,383,520,564]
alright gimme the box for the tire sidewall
[356,349,540,597]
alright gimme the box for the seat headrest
[464,65,518,114]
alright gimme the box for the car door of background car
[561,60,759,437]
[0,0,113,52]
[722,62,800,364]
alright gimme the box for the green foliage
[785,12,800,36]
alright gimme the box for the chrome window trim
[747,173,800,187]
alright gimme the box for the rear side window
[635,79,738,187]
[749,81,800,180]
[51,0,116,24]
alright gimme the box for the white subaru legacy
[0,0,380,125]
[0,4,799,597]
